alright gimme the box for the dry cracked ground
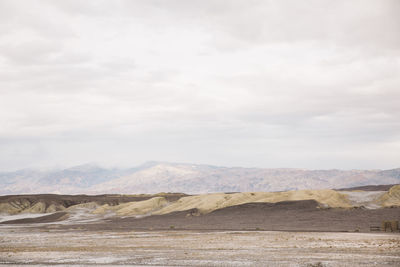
[0,226,399,266]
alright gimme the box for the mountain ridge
[0,162,399,195]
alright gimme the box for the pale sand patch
[340,191,386,209]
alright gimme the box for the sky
[0,0,399,171]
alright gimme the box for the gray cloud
[0,0,399,171]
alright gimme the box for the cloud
[0,0,399,171]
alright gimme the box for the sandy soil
[0,212,68,224]
[0,212,55,223]
[43,200,399,233]
[0,227,399,266]
[1,191,399,266]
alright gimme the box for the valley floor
[0,227,399,266]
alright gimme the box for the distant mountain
[0,162,399,195]
[0,164,129,195]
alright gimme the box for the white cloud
[0,0,399,171]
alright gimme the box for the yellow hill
[65,202,99,211]
[153,189,351,215]
[0,201,65,214]
[0,203,23,215]
[92,197,167,216]
[377,185,400,207]
[0,189,353,216]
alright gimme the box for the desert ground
[1,211,399,267]
[0,185,399,266]
[0,226,399,266]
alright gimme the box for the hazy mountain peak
[0,162,399,195]
[65,163,104,172]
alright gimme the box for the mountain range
[0,162,399,195]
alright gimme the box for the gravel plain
[0,226,399,266]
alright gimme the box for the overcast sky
[0,0,399,171]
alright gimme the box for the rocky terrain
[1,228,399,266]
[0,193,186,215]
[0,185,399,232]
[1,162,400,195]
[1,185,399,266]
[1,229,399,266]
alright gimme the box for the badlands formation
[0,185,399,230]
[0,185,399,218]
[93,189,352,216]
[1,185,400,266]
